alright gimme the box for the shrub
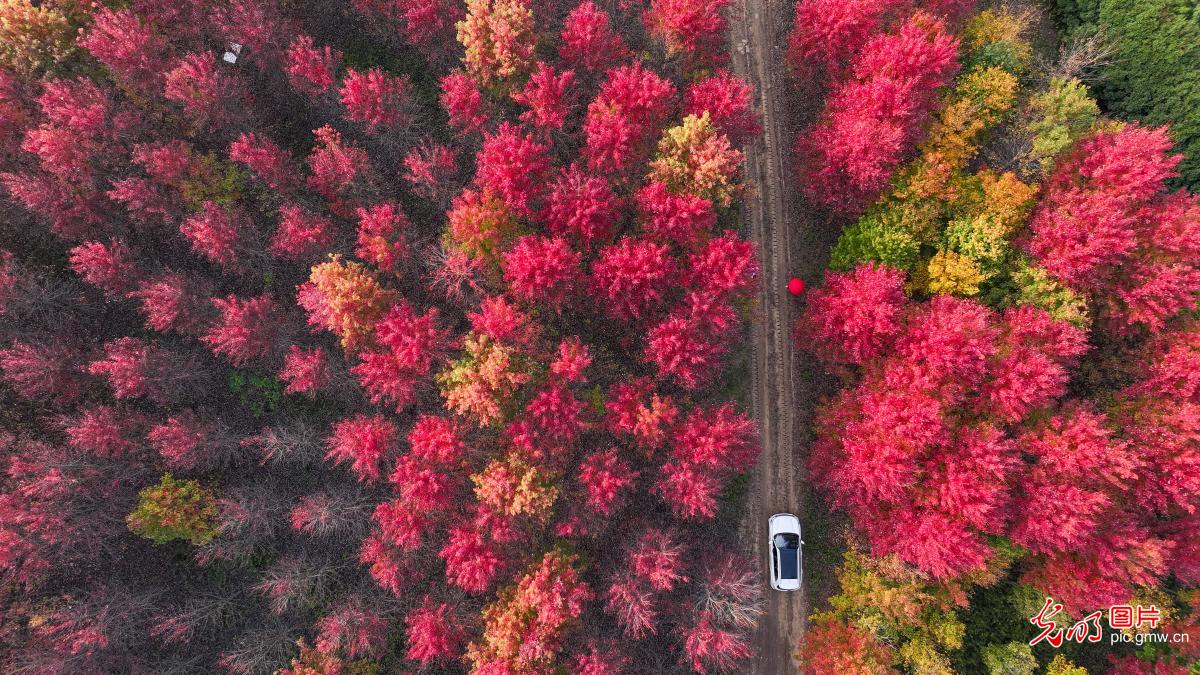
[127,474,219,545]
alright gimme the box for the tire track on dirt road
[729,0,810,672]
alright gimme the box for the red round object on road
[787,277,805,295]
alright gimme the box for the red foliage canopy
[788,0,897,77]
[644,0,732,64]
[68,240,138,298]
[1025,125,1200,333]
[560,2,629,72]
[512,62,576,130]
[584,63,677,174]
[578,448,638,516]
[684,71,762,145]
[404,598,463,665]
[440,71,489,134]
[355,202,410,274]
[796,12,960,213]
[200,294,280,367]
[795,263,908,366]
[501,235,581,309]
[285,35,342,96]
[474,122,551,216]
[79,8,168,91]
[544,165,620,248]
[229,133,299,192]
[325,414,398,482]
[179,202,247,269]
[279,345,329,395]
[270,203,333,261]
[340,68,412,132]
[635,181,714,249]
[590,237,676,322]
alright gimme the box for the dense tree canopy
[793,6,1200,673]
[0,0,763,672]
[5,0,1196,672]
[1053,0,1200,189]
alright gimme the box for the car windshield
[773,533,800,550]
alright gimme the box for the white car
[768,513,803,591]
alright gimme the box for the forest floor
[729,1,847,672]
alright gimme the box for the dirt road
[729,0,806,672]
[730,0,843,672]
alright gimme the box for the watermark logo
[1029,597,1188,648]
[1029,598,1101,647]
